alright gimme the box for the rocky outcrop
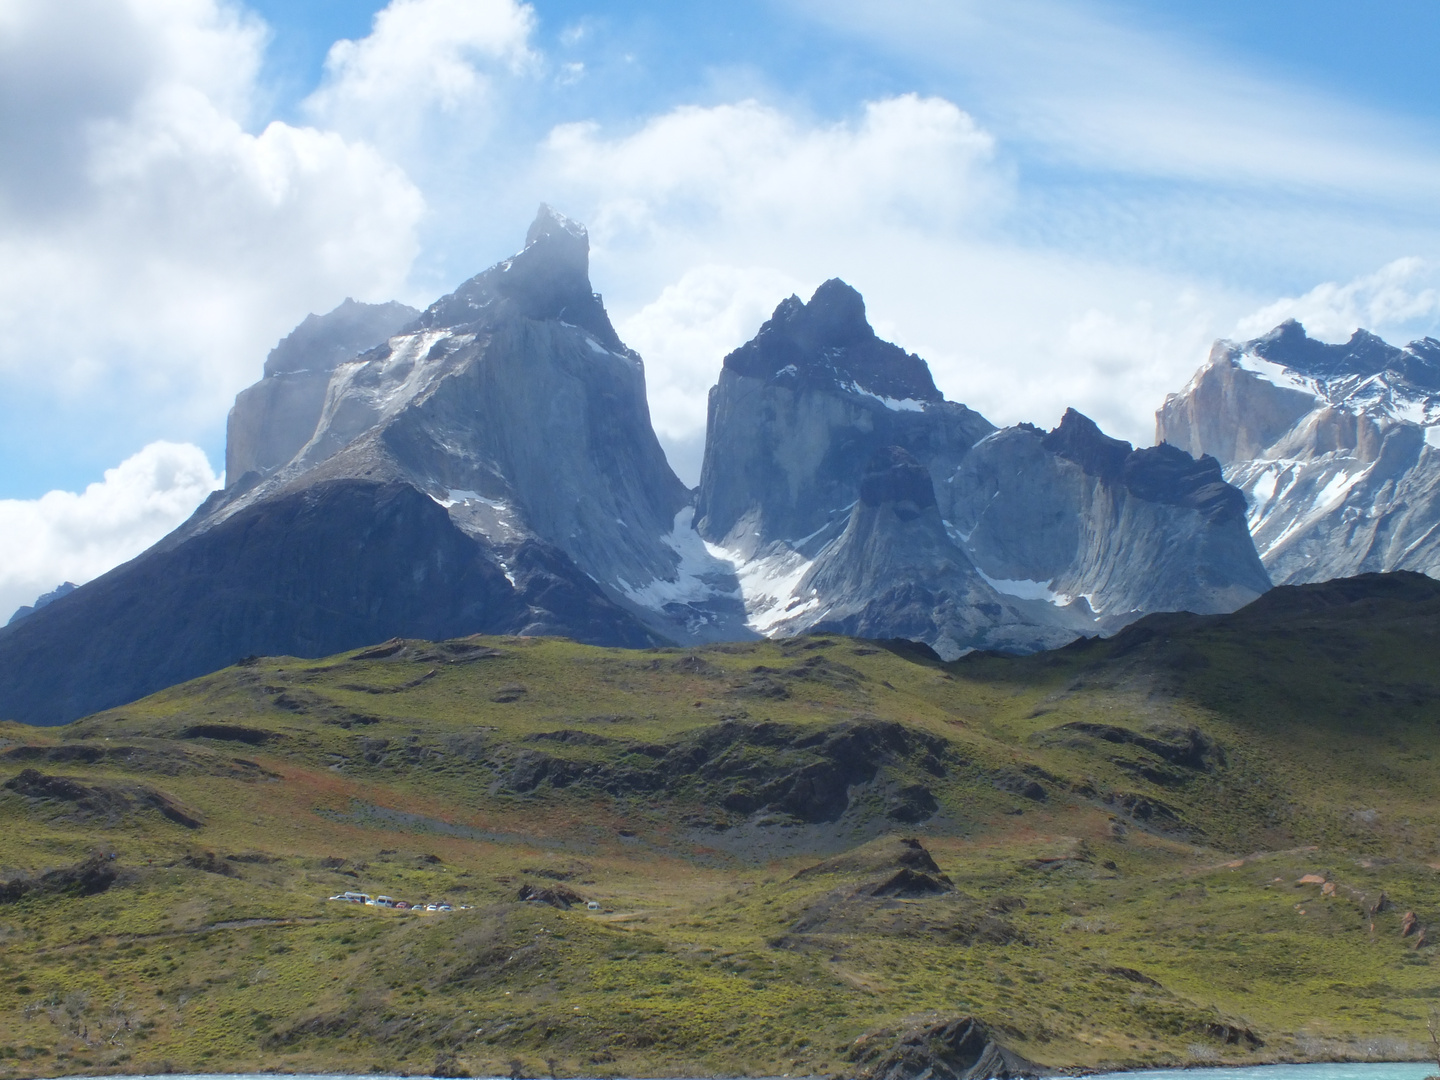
[849,1016,1052,1080]
[949,410,1271,618]
[0,851,120,903]
[695,280,994,556]
[0,206,727,724]
[1158,320,1440,585]
[787,447,1081,655]
[226,298,418,483]
[7,581,76,625]
[0,479,658,724]
[3,767,202,828]
[486,716,950,831]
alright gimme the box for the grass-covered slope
[1,572,1439,1078]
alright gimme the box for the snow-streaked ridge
[615,508,824,637]
[616,508,742,609]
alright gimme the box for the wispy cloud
[796,0,1440,199]
[305,0,537,148]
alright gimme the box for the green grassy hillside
[1,572,1440,1078]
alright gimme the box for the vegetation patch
[0,577,1437,1076]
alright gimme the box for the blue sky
[2,0,1440,614]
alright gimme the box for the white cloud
[0,441,219,622]
[537,93,1255,451]
[1235,258,1440,345]
[617,265,806,485]
[0,0,425,445]
[545,95,999,250]
[305,0,537,146]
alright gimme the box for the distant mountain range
[6,205,1433,725]
[1159,320,1440,585]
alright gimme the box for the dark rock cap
[1251,318,1440,390]
[723,279,942,403]
[1041,409,1245,522]
[415,204,625,351]
[1042,408,1131,480]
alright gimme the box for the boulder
[850,1016,1052,1080]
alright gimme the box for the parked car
[330,892,370,904]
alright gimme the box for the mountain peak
[526,203,588,250]
[1042,408,1132,480]
[519,202,590,281]
[801,279,875,348]
[1250,319,1403,382]
[416,205,624,350]
[722,279,940,403]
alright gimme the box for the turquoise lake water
[52,1067,1440,1080]
[1092,1066,1437,1080]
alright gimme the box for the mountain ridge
[1,207,1270,724]
[1158,319,1440,586]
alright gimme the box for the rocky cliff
[694,284,1268,655]
[949,410,1272,618]
[226,298,418,483]
[790,447,1080,656]
[1157,320,1440,585]
[695,279,994,557]
[0,209,1276,725]
[0,207,729,724]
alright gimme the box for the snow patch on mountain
[616,508,742,610]
[1235,352,1323,399]
[842,381,927,412]
[720,546,819,633]
[975,570,1076,607]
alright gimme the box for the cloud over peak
[0,0,425,456]
[305,0,538,146]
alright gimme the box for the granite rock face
[695,280,994,556]
[0,206,719,725]
[950,410,1271,618]
[1157,320,1440,585]
[694,284,1266,656]
[226,298,418,483]
[794,448,1079,656]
